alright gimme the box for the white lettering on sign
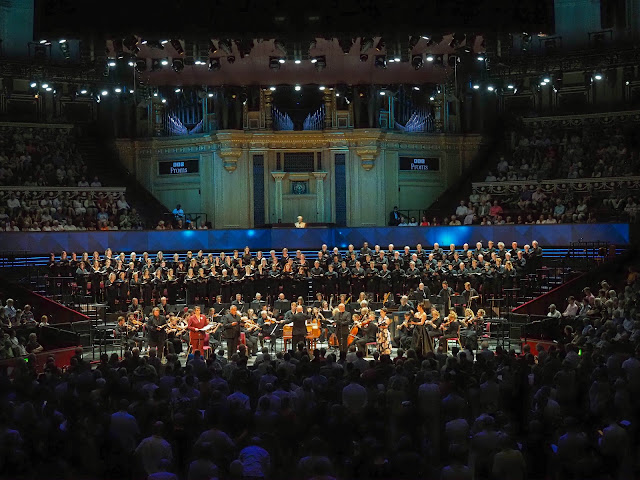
[170,166,188,174]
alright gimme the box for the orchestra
[45,241,542,357]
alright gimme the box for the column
[271,172,286,223]
[313,171,327,222]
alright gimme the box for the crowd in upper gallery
[0,125,144,231]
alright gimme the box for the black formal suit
[291,312,310,350]
[333,310,352,353]
[222,311,242,359]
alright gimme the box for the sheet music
[200,323,219,331]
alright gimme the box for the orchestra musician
[355,312,377,355]
[187,306,209,354]
[376,308,392,354]
[165,315,187,355]
[333,303,351,353]
[462,282,480,310]
[241,310,260,356]
[394,311,413,349]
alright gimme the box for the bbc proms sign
[159,160,199,175]
[399,156,440,171]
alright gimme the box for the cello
[347,313,372,346]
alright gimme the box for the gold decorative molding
[219,149,242,172]
[355,147,380,171]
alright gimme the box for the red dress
[187,313,208,353]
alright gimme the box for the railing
[0,186,126,193]
[472,176,640,195]
[519,109,640,127]
[162,212,208,227]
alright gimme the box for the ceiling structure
[106,35,485,87]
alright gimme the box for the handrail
[0,121,74,129]
[0,186,126,193]
[472,176,640,191]
[520,109,640,124]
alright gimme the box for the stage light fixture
[472,84,480,90]
[115,87,122,93]
[209,57,221,71]
[208,92,214,97]
[360,37,373,52]
[161,40,169,45]
[338,36,353,54]
[175,88,181,93]
[39,39,47,44]
[42,83,49,89]
[269,86,276,91]
[313,56,326,69]
[477,55,484,61]
[319,86,325,90]
[429,95,435,101]
[594,73,603,80]
[379,91,386,95]
[487,85,495,91]
[269,57,281,70]
[413,86,420,91]
[393,56,400,62]
[295,85,301,91]
[294,59,301,64]
[101,90,108,96]
[227,55,235,64]
[507,84,514,89]
[161,59,169,66]
[30,82,37,88]
[360,54,368,62]
[161,98,167,103]
[411,54,423,70]
[374,55,387,69]
[310,57,317,63]
[46,87,53,92]
[108,59,116,67]
[141,39,148,45]
[219,39,233,55]
[388,58,395,63]
[170,39,184,55]
[543,76,551,83]
[123,35,139,54]
[128,61,135,66]
[426,54,434,62]
[278,58,286,64]
[136,59,147,71]
[80,89,88,94]
[171,59,184,71]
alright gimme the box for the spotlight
[160,40,169,45]
[278,58,286,64]
[80,89,88,94]
[136,59,147,71]
[141,39,148,45]
[101,90,108,96]
[374,55,387,68]
[477,55,484,61]
[115,88,122,93]
[207,92,214,97]
[42,83,49,89]
[46,87,52,92]
[626,81,630,85]
[413,86,420,91]
[360,54,368,62]
[175,88,181,93]
[429,95,435,101]
[543,76,551,83]
[172,59,184,72]
[393,56,400,62]
[594,73,603,80]
[335,93,340,97]
[487,85,495,91]
[379,91,386,96]
[170,39,184,55]
[472,84,480,90]
[59,39,66,43]
[39,40,47,44]
[108,59,116,67]
[30,82,37,88]
[310,58,317,63]
[294,59,301,64]
[507,84,515,89]
[153,92,158,97]
[426,54,434,62]
[209,57,221,71]
[539,81,546,86]
[319,86,325,90]
[161,59,169,66]
[411,54,423,70]
[161,98,167,103]
[128,61,135,66]
[388,59,395,63]
[421,35,430,40]
[269,86,276,91]
[295,85,301,91]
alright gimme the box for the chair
[202,333,212,359]
[365,341,378,357]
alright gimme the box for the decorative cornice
[313,171,328,181]
[271,171,287,181]
[218,149,242,172]
[355,146,380,171]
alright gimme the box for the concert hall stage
[0,223,630,255]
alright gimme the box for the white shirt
[342,382,367,413]
[135,436,173,475]
[455,205,469,217]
